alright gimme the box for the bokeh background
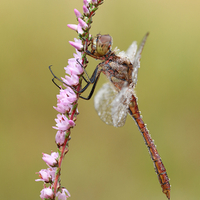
[1,0,200,199]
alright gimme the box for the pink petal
[62,74,79,86]
[42,153,57,166]
[92,0,98,4]
[67,24,78,31]
[69,41,83,50]
[55,131,66,146]
[83,5,89,15]
[74,9,82,18]
[83,0,89,7]
[40,188,54,199]
[77,24,84,34]
[78,18,88,29]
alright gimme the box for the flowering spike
[37,0,105,199]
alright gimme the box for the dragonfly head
[92,34,112,57]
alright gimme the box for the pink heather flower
[64,46,83,76]
[67,24,78,32]
[53,102,72,114]
[42,152,58,167]
[40,187,54,199]
[73,38,83,50]
[65,58,83,76]
[74,9,82,18]
[64,88,77,103]
[36,169,52,183]
[53,88,77,114]
[57,188,71,200]
[55,131,66,146]
[73,44,82,57]
[49,167,56,182]
[92,0,98,4]
[77,23,84,34]
[69,40,83,50]
[53,114,75,131]
[83,0,89,7]
[62,74,79,87]
[51,152,59,159]
[78,18,88,29]
[83,5,89,15]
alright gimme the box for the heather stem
[53,133,69,196]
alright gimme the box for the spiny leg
[79,72,100,100]
[49,64,101,100]
[78,63,102,100]
[49,65,77,92]
[76,59,93,84]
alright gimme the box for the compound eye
[96,34,112,56]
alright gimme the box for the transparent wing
[111,85,134,127]
[94,83,118,126]
[126,41,137,63]
[132,32,149,85]
[94,83,132,127]
[117,41,137,64]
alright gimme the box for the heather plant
[36,1,104,199]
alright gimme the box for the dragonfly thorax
[101,56,134,92]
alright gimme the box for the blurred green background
[1,0,200,199]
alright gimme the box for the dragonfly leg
[49,64,101,100]
[79,66,101,100]
[76,59,93,83]
[49,65,78,93]
[49,65,90,95]
[75,58,104,100]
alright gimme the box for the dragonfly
[49,33,171,199]
[82,33,171,199]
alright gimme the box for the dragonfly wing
[94,83,118,126]
[125,41,137,63]
[111,85,134,127]
[117,41,137,65]
[132,32,149,85]
[94,83,132,127]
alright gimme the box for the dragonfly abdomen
[141,126,171,199]
[128,95,170,200]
